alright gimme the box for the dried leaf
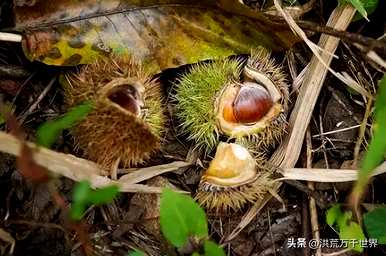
[17,142,50,183]
[14,0,296,70]
[5,113,50,183]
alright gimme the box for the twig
[0,64,31,78]
[301,194,311,256]
[19,76,56,124]
[267,210,277,256]
[118,161,192,184]
[312,124,362,138]
[280,162,386,182]
[354,43,386,71]
[353,96,373,167]
[297,21,386,54]
[0,32,22,43]
[322,248,351,256]
[306,129,321,256]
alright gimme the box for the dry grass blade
[0,132,186,193]
[340,71,372,98]
[226,4,357,241]
[0,228,15,254]
[273,0,360,95]
[0,131,105,176]
[118,161,192,184]
[0,32,22,43]
[281,163,386,182]
[306,129,321,256]
[354,43,386,71]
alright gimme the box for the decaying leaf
[5,110,50,183]
[13,0,296,70]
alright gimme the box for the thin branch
[306,129,321,256]
[0,64,31,78]
[297,21,386,54]
[0,32,22,43]
[19,76,56,124]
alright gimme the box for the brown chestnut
[233,85,273,123]
[223,83,273,124]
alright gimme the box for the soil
[0,0,386,256]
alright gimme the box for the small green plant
[70,180,119,221]
[159,188,225,256]
[326,75,386,252]
[36,101,93,148]
[0,101,14,126]
[128,250,146,256]
[352,75,386,204]
[326,204,366,252]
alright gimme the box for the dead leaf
[17,143,50,183]
[14,0,296,70]
[4,112,50,183]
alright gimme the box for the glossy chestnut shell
[222,82,273,124]
[202,142,257,187]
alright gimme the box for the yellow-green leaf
[14,0,297,71]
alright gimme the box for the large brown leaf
[14,0,295,71]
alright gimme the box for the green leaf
[326,204,342,226]
[70,180,92,220]
[364,206,386,244]
[88,185,120,205]
[326,205,366,252]
[0,101,13,125]
[128,250,146,256]
[72,180,92,203]
[340,0,368,20]
[204,240,226,256]
[160,188,208,248]
[70,201,87,221]
[356,75,386,191]
[353,0,379,21]
[69,181,120,220]
[36,101,93,148]
[340,221,366,252]
[336,211,352,231]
